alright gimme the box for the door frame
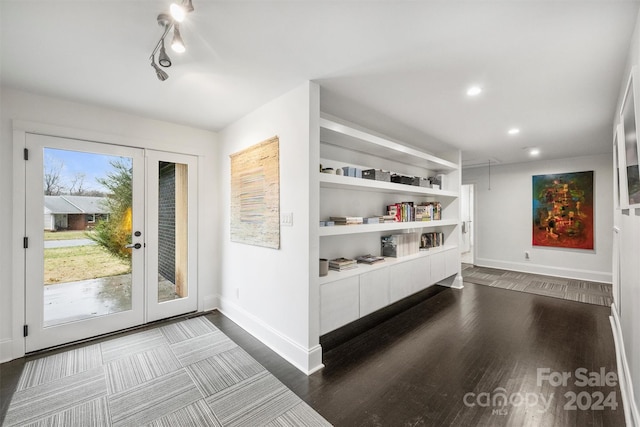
[460,182,476,265]
[11,120,204,359]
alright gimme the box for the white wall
[217,81,322,374]
[0,87,218,362]
[613,8,640,420]
[462,154,613,283]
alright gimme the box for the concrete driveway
[44,238,96,249]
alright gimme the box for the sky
[44,148,131,194]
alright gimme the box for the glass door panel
[25,134,144,352]
[42,148,134,327]
[146,151,198,322]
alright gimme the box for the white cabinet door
[360,268,390,317]
[431,251,446,283]
[412,256,431,293]
[444,248,460,278]
[389,261,413,303]
[320,276,360,335]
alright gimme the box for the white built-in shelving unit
[318,113,463,335]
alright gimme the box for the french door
[24,134,198,352]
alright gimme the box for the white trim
[12,128,27,361]
[217,295,324,375]
[474,257,612,283]
[610,303,639,427]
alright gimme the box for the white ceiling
[2,1,639,166]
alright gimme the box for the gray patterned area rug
[462,264,613,307]
[3,316,331,427]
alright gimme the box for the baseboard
[610,303,639,427]
[474,258,612,283]
[217,295,324,375]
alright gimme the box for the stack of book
[355,254,385,265]
[330,216,364,225]
[381,214,396,223]
[381,233,420,258]
[329,257,358,271]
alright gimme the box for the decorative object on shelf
[532,170,594,250]
[619,66,640,208]
[319,259,329,276]
[362,169,391,182]
[148,0,195,81]
[335,168,343,176]
[230,136,280,249]
[342,167,362,178]
[321,168,335,174]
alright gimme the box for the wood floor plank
[1,281,625,426]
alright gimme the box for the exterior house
[44,196,109,231]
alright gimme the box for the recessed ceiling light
[467,86,482,97]
[508,128,520,135]
[530,148,540,156]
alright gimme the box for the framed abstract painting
[532,171,594,250]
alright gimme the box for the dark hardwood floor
[1,282,624,427]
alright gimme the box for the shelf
[319,219,458,236]
[319,173,458,197]
[320,115,458,173]
[319,245,457,285]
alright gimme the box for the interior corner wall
[613,7,640,419]
[0,87,218,362]
[462,153,613,283]
[217,81,321,374]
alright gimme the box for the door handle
[125,243,142,249]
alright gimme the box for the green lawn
[44,230,94,241]
[44,244,131,285]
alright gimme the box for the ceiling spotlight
[529,148,540,156]
[158,39,172,67]
[151,59,169,81]
[149,2,194,81]
[467,86,482,97]
[171,24,186,53]
[508,128,520,135]
[170,3,186,22]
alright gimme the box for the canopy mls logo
[463,367,619,416]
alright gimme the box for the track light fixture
[148,1,194,81]
[151,59,169,81]
[171,23,186,53]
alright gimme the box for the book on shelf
[355,254,385,265]
[381,233,420,257]
[363,217,380,224]
[329,257,358,271]
[387,202,416,222]
[419,232,445,250]
[330,216,364,225]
